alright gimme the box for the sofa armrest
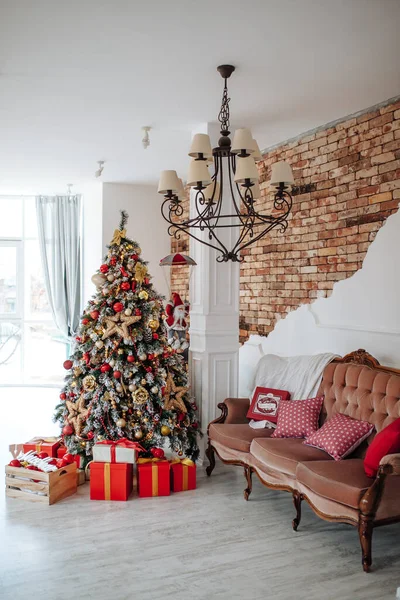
[207,397,250,432]
[379,453,400,475]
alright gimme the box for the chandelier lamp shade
[158,65,295,262]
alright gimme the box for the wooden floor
[1,462,399,600]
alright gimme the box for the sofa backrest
[318,351,400,434]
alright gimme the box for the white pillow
[238,342,264,397]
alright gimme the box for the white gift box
[92,442,138,464]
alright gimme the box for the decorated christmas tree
[54,212,199,464]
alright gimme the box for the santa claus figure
[165,293,190,356]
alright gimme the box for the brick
[371,151,395,164]
[368,192,392,205]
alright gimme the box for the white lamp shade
[204,180,220,203]
[189,133,213,159]
[187,159,212,187]
[250,139,263,162]
[270,161,294,187]
[231,128,254,154]
[158,170,180,194]
[234,156,259,184]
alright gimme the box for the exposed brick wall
[169,99,400,342]
[240,98,400,341]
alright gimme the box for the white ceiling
[1,0,399,193]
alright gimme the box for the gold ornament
[161,425,171,436]
[102,312,141,340]
[163,372,188,413]
[91,273,107,289]
[134,430,143,440]
[139,290,149,301]
[65,396,89,436]
[95,340,104,349]
[111,228,127,246]
[145,432,153,440]
[133,386,149,405]
[81,441,86,447]
[116,418,126,428]
[74,367,82,377]
[141,378,147,385]
[148,319,160,331]
[118,349,124,355]
[82,375,96,391]
[134,263,148,284]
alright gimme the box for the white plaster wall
[81,181,103,304]
[243,207,400,369]
[102,183,171,299]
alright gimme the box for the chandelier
[158,65,295,262]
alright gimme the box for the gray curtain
[36,195,82,340]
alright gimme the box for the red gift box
[90,462,133,501]
[23,437,60,458]
[171,459,196,492]
[137,459,170,497]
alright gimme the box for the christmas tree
[54,211,199,464]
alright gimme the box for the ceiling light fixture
[95,160,105,178]
[142,126,151,150]
[158,65,294,262]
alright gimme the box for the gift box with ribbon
[92,438,143,464]
[170,458,196,492]
[23,437,60,458]
[90,462,133,501]
[137,458,170,497]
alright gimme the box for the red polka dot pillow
[304,413,375,461]
[271,396,324,439]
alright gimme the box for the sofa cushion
[304,413,374,461]
[271,396,324,439]
[296,459,372,509]
[209,423,274,453]
[250,438,333,476]
[364,417,400,477]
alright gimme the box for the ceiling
[1,0,399,193]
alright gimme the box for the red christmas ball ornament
[113,370,121,379]
[145,367,152,373]
[82,318,89,325]
[153,333,159,340]
[90,310,100,320]
[76,336,81,342]
[60,392,67,400]
[63,360,73,370]
[135,308,141,316]
[121,282,130,291]
[9,459,21,468]
[131,254,139,261]
[62,424,74,436]
[144,277,150,285]
[27,465,39,471]
[192,422,198,429]
[127,355,135,363]
[131,280,137,291]
[37,451,49,459]
[63,453,75,464]
[161,386,166,396]
[87,431,94,440]
[83,352,90,365]
[48,458,57,465]
[100,264,109,274]
[147,353,154,360]
[178,412,185,422]
[151,447,165,459]
[100,363,111,373]
[113,302,124,313]
[110,257,117,266]
[56,458,67,469]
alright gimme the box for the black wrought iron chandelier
[158,65,295,262]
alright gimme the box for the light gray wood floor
[1,462,399,600]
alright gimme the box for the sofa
[206,349,400,572]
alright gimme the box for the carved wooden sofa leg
[292,490,303,531]
[358,515,373,573]
[205,441,216,477]
[243,466,253,501]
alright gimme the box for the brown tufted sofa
[206,350,400,572]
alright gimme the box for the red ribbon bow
[97,438,145,463]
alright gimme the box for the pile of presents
[6,437,196,504]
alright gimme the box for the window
[0,197,66,385]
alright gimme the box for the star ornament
[163,372,187,413]
[65,396,89,436]
[102,313,141,340]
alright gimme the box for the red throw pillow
[247,387,291,423]
[271,396,324,439]
[364,418,400,478]
[304,413,374,461]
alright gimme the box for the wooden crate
[5,462,78,505]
